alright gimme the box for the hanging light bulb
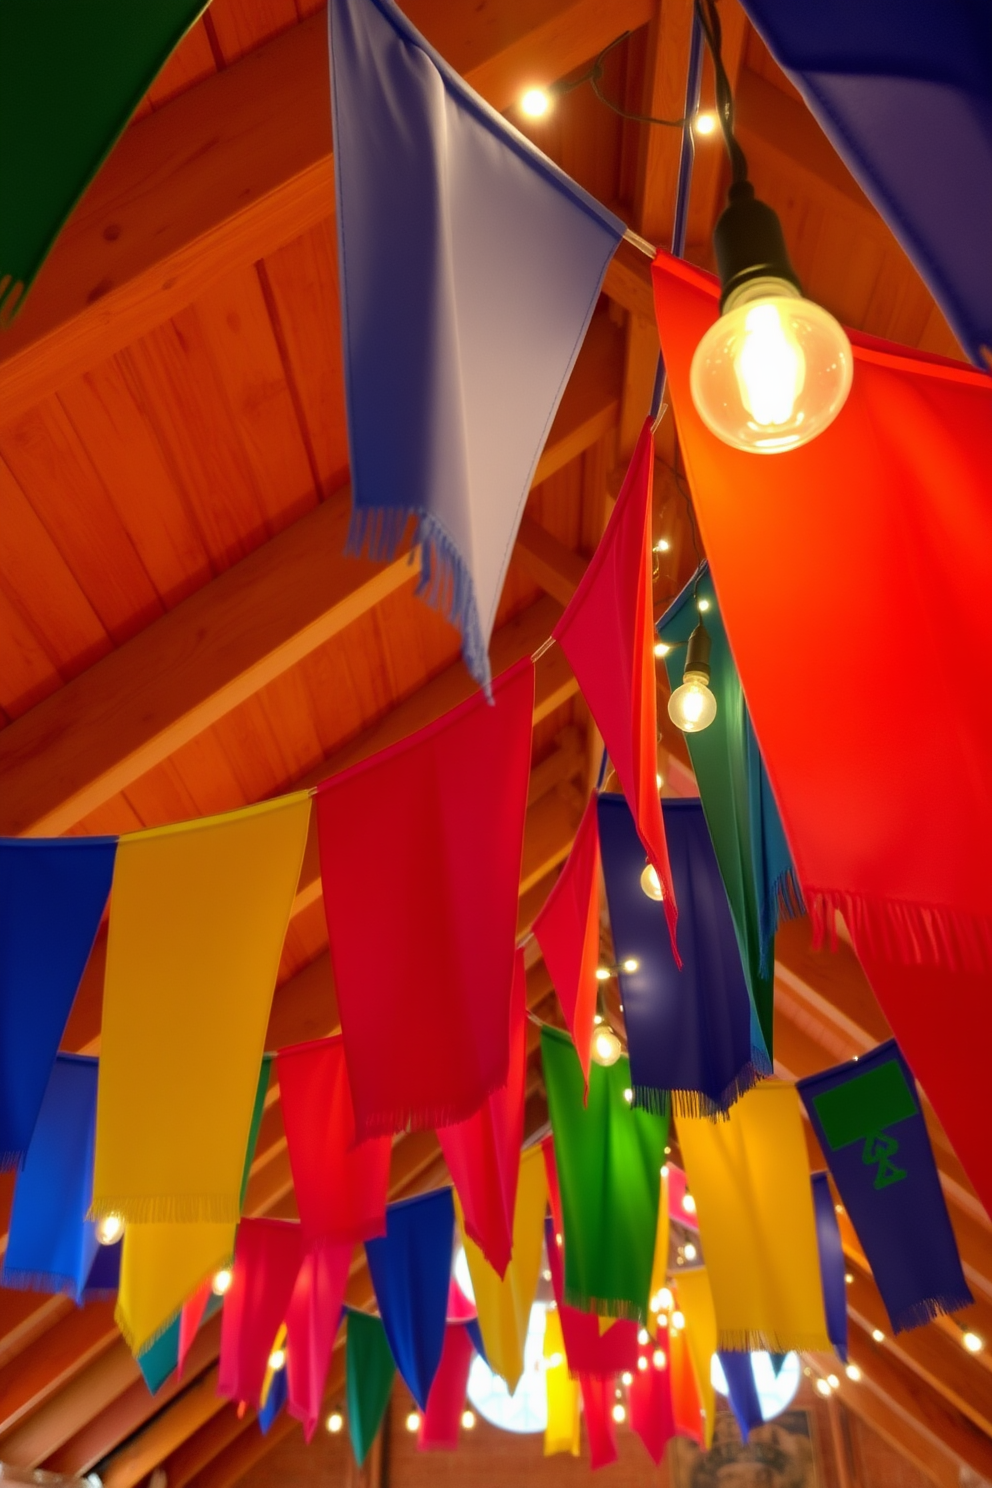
[592,1024,622,1067]
[211,1267,233,1296]
[326,1411,344,1433]
[461,1409,477,1429]
[96,1214,123,1247]
[640,863,664,901]
[668,622,717,733]
[520,86,552,118]
[268,1346,286,1371]
[690,182,852,453]
[595,965,612,982]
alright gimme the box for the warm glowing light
[622,957,639,973]
[520,87,551,118]
[962,1330,984,1354]
[623,1088,634,1104]
[653,641,671,660]
[668,672,717,732]
[671,1310,685,1331]
[640,864,664,901]
[694,111,718,135]
[835,1204,843,1214]
[815,1377,832,1397]
[664,1145,672,1155]
[406,1411,421,1432]
[659,1287,674,1311]
[871,1329,885,1343]
[690,282,852,453]
[638,1328,649,1346]
[844,1273,854,1285]
[661,1164,669,1178]
[211,1268,233,1296]
[845,1363,862,1382]
[682,1193,696,1215]
[595,966,612,982]
[547,1350,564,1369]
[621,1371,633,1386]
[684,1242,697,1262]
[96,1214,123,1247]
[637,1355,648,1372]
[827,1374,840,1390]
[656,771,664,788]
[461,1409,477,1429]
[655,537,671,553]
[592,1026,622,1067]
[327,1411,344,1433]
[268,1347,286,1371]
[612,1403,626,1423]
[653,1348,667,1369]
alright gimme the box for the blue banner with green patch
[798,1041,971,1332]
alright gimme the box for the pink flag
[418,1322,475,1450]
[580,1374,619,1469]
[218,1218,304,1409]
[629,1331,675,1465]
[177,1279,211,1381]
[533,796,601,1085]
[285,1242,353,1441]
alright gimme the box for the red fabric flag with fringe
[277,1035,391,1244]
[418,1322,475,1450]
[580,1374,618,1469]
[652,250,992,1217]
[316,659,534,1140]
[554,420,678,957]
[533,796,601,1085]
[285,1241,352,1442]
[218,1217,304,1409]
[629,1329,676,1465]
[438,949,527,1278]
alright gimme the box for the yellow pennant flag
[118,1220,234,1355]
[677,1082,830,1353]
[676,1267,717,1449]
[649,1165,670,1305]
[457,1144,547,1393]
[543,1306,580,1457]
[93,794,311,1225]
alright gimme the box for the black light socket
[713,181,801,311]
[684,620,712,680]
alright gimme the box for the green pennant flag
[0,0,209,322]
[346,1308,396,1465]
[542,1025,667,1323]
[658,564,803,1058]
[239,1054,272,1212]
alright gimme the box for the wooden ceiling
[0,1,987,1484]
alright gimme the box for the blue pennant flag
[740,0,992,364]
[83,1237,122,1300]
[798,1042,972,1332]
[718,1352,763,1443]
[811,1172,848,1362]
[598,794,770,1116]
[329,0,624,690]
[259,1362,289,1434]
[2,1054,100,1300]
[364,1188,454,1409]
[0,837,116,1167]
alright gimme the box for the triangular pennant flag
[317,661,533,1138]
[0,2,208,321]
[178,1280,211,1382]
[364,1189,454,1409]
[652,248,992,1217]
[277,1035,391,1244]
[554,420,678,954]
[810,1173,848,1362]
[659,564,805,1056]
[647,1165,670,1310]
[533,796,602,1085]
[668,1322,704,1445]
[418,1322,475,1450]
[329,0,624,688]
[259,1359,289,1435]
[543,1306,580,1457]
[438,950,527,1277]
[82,1236,121,1300]
[579,1374,618,1469]
[2,1054,99,1299]
[346,1309,396,1466]
[629,1329,676,1465]
[719,1352,763,1444]
[285,1242,353,1441]
[676,1268,718,1449]
[218,1217,305,1410]
[0,837,115,1167]
[93,795,310,1225]
[455,1144,548,1393]
[138,1316,181,1396]
[240,1053,272,1212]
[118,1220,235,1358]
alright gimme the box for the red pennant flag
[316,659,535,1140]
[277,1034,392,1244]
[533,797,601,1084]
[285,1241,352,1441]
[218,1217,304,1409]
[651,249,992,1216]
[669,1322,704,1445]
[554,420,678,957]
[418,1322,475,1450]
[629,1329,676,1465]
[579,1374,619,1469]
[177,1279,211,1381]
[437,949,527,1277]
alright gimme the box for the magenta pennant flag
[533,796,601,1086]
[277,1035,391,1244]
[218,1218,304,1409]
[581,1374,619,1469]
[316,659,534,1140]
[438,949,527,1277]
[418,1322,476,1451]
[285,1242,353,1441]
[178,1280,211,1381]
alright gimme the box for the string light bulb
[640,863,664,901]
[694,111,718,135]
[405,1411,421,1433]
[815,1377,832,1397]
[96,1214,123,1247]
[461,1409,477,1429]
[637,1354,649,1371]
[653,1348,667,1369]
[962,1329,984,1354]
[622,957,639,973]
[268,1346,286,1371]
[326,1411,344,1433]
[668,622,717,733]
[595,965,612,982]
[211,1268,233,1296]
[638,1328,650,1346]
[520,87,552,119]
[612,1403,626,1424]
[871,1329,885,1343]
[845,1363,862,1382]
[827,1374,840,1389]
[682,1192,697,1215]
[621,1371,633,1386]
[691,182,852,453]
[592,1024,622,1067]
[684,1242,697,1262]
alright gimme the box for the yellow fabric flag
[457,1144,547,1392]
[118,1219,234,1355]
[93,794,311,1225]
[649,1165,670,1304]
[543,1306,580,1457]
[677,1081,830,1353]
[676,1267,717,1449]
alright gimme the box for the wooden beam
[0,0,652,421]
[0,1301,118,1438]
[0,1333,139,1467]
[810,1355,960,1488]
[514,516,588,607]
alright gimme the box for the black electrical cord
[555,32,689,127]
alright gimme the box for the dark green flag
[239,1053,272,1212]
[346,1308,396,1465]
[658,564,803,1058]
[542,1025,667,1323]
[0,0,209,321]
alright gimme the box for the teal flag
[346,1308,396,1465]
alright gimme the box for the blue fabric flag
[718,1352,763,1443]
[0,836,116,1167]
[2,1054,100,1299]
[138,1316,180,1394]
[811,1173,848,1362]
[798,1042,972,1332]
[259,1362,289,1434]
[364,1188,454,1409]
[740,0,992,364]
[329,0,624,690]
[598,794,770,1115]
[83,1238,122,1300]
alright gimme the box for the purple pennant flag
[328,0,624,690]
[718,1352,763,1443]
[811,1172,848,1362]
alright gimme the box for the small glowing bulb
[461,1409,476,1429]
[664,1145,672,1155]
[845,1363,862,1382]
[211,1268,233,1297]
[623,1087,633,1103]
[592,1026,622,1067]
[653,641,671,659]
[668,672,717,732]
[640,864,664,901]
[682,1193,696,1215]
[547,1350,564,1369]
[96,1214,123,1247]
[637,1355,649,1372]
[521,87,551,118]
[621,1371,633,1386]
[835,1204,843,1214]
[872,1328,885,1343]
[684,1242,697,1262]
[656,772,664,790]
[828,1374,840,1389]
[622,957,639,973]
[612,1403,626,1423]
[406,1411,421,1433]
[962,1330,984,1354]
[671,1310,685,1331]
[694,111,718,135]
[815,1377,832,1397]
[655,537,671,553]
[844,1273,854,1285]
[653,1348,667,1369]
[638,1328,649,1346]
[326,1411,344,1433]
[661,1164,669,1178]
[697,597,711,612]
[659,1287,674,1311]
[268,1347,286,1371]
[595,966,612,982]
